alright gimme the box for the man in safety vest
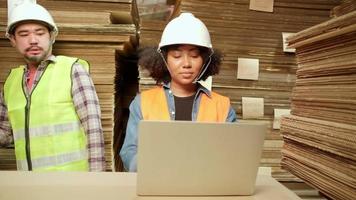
[0,2,105,171]
[120,12,237,172]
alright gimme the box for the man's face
[9,22,53,65]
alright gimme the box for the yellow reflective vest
[4,56,89,171]
[141,86,230,122]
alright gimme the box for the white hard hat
[6,2,58,38]
[158,13,212,50]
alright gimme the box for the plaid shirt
[0,55,105,171]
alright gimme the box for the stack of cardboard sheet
[281,10,356,200]
[0,146,15,170]
[0,0,139,171]
[138,0,338,181]
[330,0,356,17]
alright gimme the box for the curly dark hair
[138,45,222,84]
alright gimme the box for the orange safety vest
[141,86,230,122]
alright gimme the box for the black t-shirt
[174,94,195,121]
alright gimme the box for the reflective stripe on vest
[4,55,90,171]
[17,149,88,171]
[141,86,230,122]
[13,121,81,140]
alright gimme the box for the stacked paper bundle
[281,10,356,200]
[330,0,356,17]
[0,0,139,171]
[138,0,338,181]
[0,147,15,170]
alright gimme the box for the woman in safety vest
[120,12,237,172]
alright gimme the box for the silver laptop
[136,120,267,196]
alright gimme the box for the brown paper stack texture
[280,9,356,200]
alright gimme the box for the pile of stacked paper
[331,0,356,17]
[281,10,356,200]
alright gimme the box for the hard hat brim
[7,19,55,35]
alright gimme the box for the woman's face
[166,44,203,87]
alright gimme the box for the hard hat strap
[157,48,169,67]
[193,50,214,83]
[157,48,174,76]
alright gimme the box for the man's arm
[71,63,106,171]
[0,92,13,147]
